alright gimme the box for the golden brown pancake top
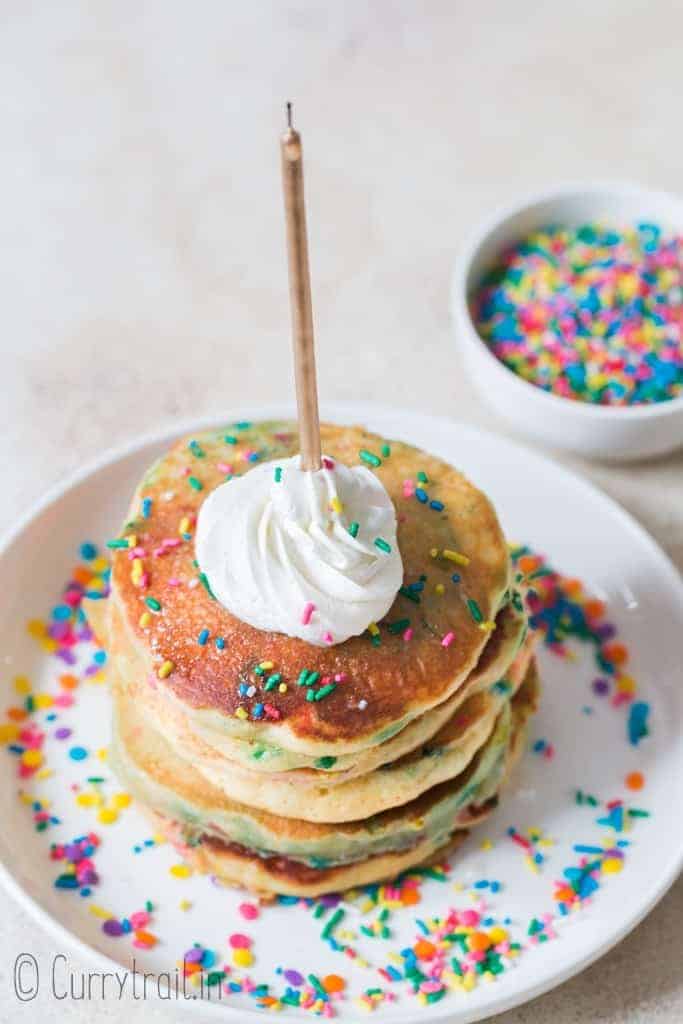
[108,421,510,743]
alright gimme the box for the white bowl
[451,183,683,460]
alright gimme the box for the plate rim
[1,400,682,1023]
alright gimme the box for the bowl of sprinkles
[452,183,683,459]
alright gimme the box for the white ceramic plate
[1,402,682,1023]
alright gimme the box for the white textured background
[0,2,681,1022]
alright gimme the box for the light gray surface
[0,2,681,1021]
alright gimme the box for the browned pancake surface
[109,421,510,743]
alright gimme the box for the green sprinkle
[313,903,326,919]
[315,756,337,769]
[388,618,410,634]
[188,476,203,491]
[253,665,265,676]
[224,434,238,445]
[264,673,281,691]
[145,596,161,612]
[315,683,337,701]
[306,671,320,687]
[348,521,359,538]
[381,443,391,458]
[235,421,251,430]
[359,449,381,468]
[307,975,327,1000]
[374,537,391,554]
[297,669,310,687]
[198,571,216,599]
[467,598,483,623]
[321,908,345,940]
[306,688,317,702]
[188,440,205,457]
[274,466,282,483]
[399,585,420,604]
[417,471,428,483]
[628,808,651,818]
[106,538,129,549]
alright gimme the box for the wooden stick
[280,102,321,471]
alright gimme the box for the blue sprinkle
[252,703,264,718]
[69,746,88,761]
[451,573,461,584]
[628,701,650,746]
[94,650,107,664]
[215,636,225,650]
[79,542,97,560]
[52,605,72,621]
[142,497,153,518]
[198,628,210,645]
[429,500,444,511]
[415,488,429,504]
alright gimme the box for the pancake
[115,627,534,824]
[119,664,539,897]
[100,421,511,757]
[112,595,532,785]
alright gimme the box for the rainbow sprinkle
[472,222,683,405]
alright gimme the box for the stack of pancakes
[86,422,539,897]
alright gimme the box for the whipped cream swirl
[195,455,403,645]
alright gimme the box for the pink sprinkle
[162,538,181,548]
[239,902,259,921]
[301,602,316,626]
[217,463,233,474]
[167,577,182,587]
[152,547,166,557]
[127,547,147,559]
[441,631,455,647]
[228,932,251,949]
[54,694,74,708]
[322,632,334,644]
[334,673,346,682]
[130,910,150,929]
[403,627,414,642]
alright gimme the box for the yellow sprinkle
[478,620,496,633]
[235,706,248,720]
[480,838,493,851]
[278,683,288,693]
[36,768,53,780]
[158,660,174,679]
[92,556,109,573]
[139,612,152,628]
[0,724,20,743]
[169,864,192,879]
[179,517,191,535]
[258,661,274,671]
[442,548,470,566]
[601,857,623,874]
[34,694,54,710]
[26,619,47,638]
[76,793,98,808]
[21,750,43,768]
[97,807,119,825]
[96,747,108,761]
[488,926,508,944]
[330,496,343,514]
[232,948,253,968]
[179,899,192,911]
[368,623,380,636]
[112,792,132,808]
[430,547,438,558]
[14,675,31,695]
[127,534,137,548]
[153,832,167,845]
[19,792,34,805]
[89,904,114,919]
[435,583,445,596]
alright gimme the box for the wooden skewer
[280,101,321,471]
